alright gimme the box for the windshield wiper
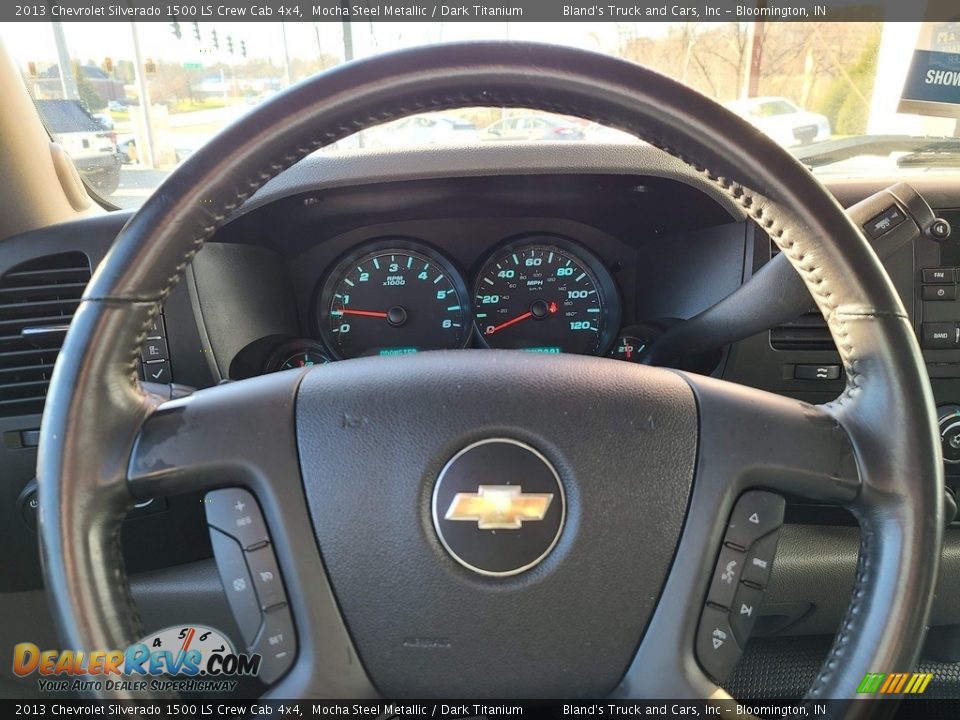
[792,135,960,168]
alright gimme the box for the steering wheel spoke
[619,372,859,696]
[127,370,377,697]
[683,373,861,505]
[127,371,305,498]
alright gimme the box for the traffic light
[27,61,37,77]
[226,35,234,55]
[240,40,247,59]
[145,59,157,75]
[170,21,181,40]
[192,21,200,42]
[102,57,113,73]
[211,29,219,50]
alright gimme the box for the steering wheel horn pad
[39,42,942,707]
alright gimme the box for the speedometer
[473,237,619,355]
[318,240,470,359]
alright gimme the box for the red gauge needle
[334,308,388,319]
[485,301,558,335]
[486,311,533,335]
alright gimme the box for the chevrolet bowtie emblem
[444,485,554,530]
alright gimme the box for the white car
[366,114,477,148]
[725,96,831,148]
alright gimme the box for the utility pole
[280,22,292,87]
[341,19,354,62]
[740,4,765,99]
[50,22,79,100]
[130,22,156,168]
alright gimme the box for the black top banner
[3,0,959,23]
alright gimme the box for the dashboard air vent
[769,310,835,351]
[768,241,835,352]
[0,252,90,417]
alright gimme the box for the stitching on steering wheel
[808,512,873,698]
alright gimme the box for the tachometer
[473,238,619,355]
[318,241,470,359]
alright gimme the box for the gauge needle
[485,301,558,335]
[485,311,532,335]
[333,308,388,319]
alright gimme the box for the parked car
[725,96,831,147]
[366,114,477,148]
[92,112,113,131]
[479,114,585,141]
[34,99,121,194]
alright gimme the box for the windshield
[4,19,960,208]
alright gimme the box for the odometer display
[474,239,618,355]
[319,242,469,359]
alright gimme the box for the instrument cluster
[262,234,638,373]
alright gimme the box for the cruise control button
[923,285,957,301]
[695,604,741,682]
[205,488,270,550]
[730,583,765,646]
[706,545,746,609]
[742,531,779,588]
[209,528,262,646]
[252,605,296,684]
[725,491,785,550]
[922,322,959,349]
[922,268,955,284]
[246,545,286,610]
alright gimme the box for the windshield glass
[4,19,960,208]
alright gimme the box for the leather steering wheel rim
[38,42,942,706]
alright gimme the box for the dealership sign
[899,22,960,119]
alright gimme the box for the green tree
[75,66,105,111]
[812,32,880,136]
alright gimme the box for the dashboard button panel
[205,488,297,685]
[696,491,784,682]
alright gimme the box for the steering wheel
[38,42,942,706]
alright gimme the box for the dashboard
[200,170,740,385]
[1,144,960,643]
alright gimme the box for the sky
[0,21,677,71]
